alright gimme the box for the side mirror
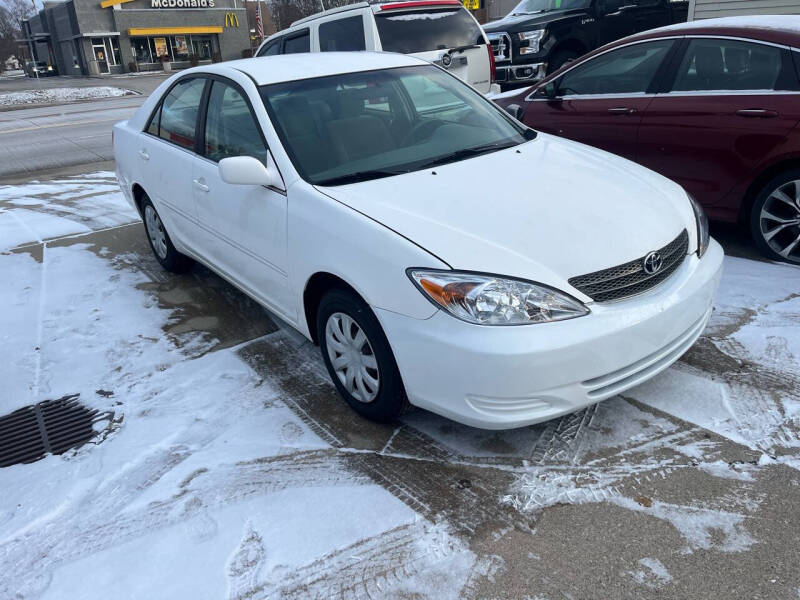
[504,103,524,121]
[543,81,561,101]
[219,156,281,188]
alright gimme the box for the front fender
[287,181,447,338]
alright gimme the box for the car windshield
[509,0,590,14]
[375,8,484,54]
[260,65,529,186]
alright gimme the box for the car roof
[629,15,800,47]
[209,52,427,86]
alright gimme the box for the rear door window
[319,15,366,51]
[283,29,310,54]
[375,8,483,54]
[671,38,790,92]
[558,40,673,95]
[157,77,206,150]
[257,39,282,56]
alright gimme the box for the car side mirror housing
[542,81,561,101]
[504,103,524,121]
[219,156,281,188]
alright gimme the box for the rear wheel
[750,170,800,265]
[141,195,192,273]
[317,289,409,423]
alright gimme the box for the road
[0,95,145,178]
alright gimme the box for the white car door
[138,77,206,250]
[191,78,293,320]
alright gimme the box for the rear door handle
[138,149,150,161]
[736,109,778,118]
[608,107,637,115]
[193,178,209,193]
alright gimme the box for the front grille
[488,32,512,62]
[568,230,689,302]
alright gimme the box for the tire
[141,195,193,273]
[317,288,409,423]
[749,169,800,265]
[547,49,580,75]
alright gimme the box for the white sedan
[113,52,723,429]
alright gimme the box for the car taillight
[486,42,496,83]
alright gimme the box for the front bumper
[376,240,724,429]
[495,62,547,84]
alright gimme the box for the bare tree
[0,0,36,66]
[267,0,354,32]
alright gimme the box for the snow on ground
[630,257,800,455]
[0,171,138,251]
[2,173,800,597]
[0,86,137,106]
[497,256,800,556]
[0,176,478,599]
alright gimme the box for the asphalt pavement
[0,73,170,180]
[0,95,145,179]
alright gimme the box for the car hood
[484,10,581,32]
[316,133,695,301]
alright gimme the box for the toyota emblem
[441,53,452,68]
[643,251,663,275]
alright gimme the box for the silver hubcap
[760,179,800,263]
[325,312,380,403]
[144,204,168,260]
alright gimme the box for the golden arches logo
[224,12,239,27]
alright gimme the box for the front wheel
[317,289,409,423]
[750,170,800,265]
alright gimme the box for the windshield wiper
[315,169,406,186]
[415,141,519,170]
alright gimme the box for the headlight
[408,269,589,326]
[688,194,709,258]
[518,30,546,54]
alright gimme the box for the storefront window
[171,35,190,60]
[151,37,171,62]
[192,36,213,60]
[130,35,217,65]
[109,38,121,66]
[132,37,152,64]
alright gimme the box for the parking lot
[1,164,799,599]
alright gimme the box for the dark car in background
[24,60,56,77]
[494,16,800,264]
[484,0,687,88]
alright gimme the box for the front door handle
[608,107,637,115]
[736,109,779,118]
[138,149,150,161]
[193,178,209,193]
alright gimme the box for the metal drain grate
[0,395,112,468]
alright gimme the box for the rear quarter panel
[113,120,143,216]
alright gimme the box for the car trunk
[373,4,491,93]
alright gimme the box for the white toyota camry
[114,52,723,429]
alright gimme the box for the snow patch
[612,496,756,554]
[0,86,137,106]
[629,557,673,588]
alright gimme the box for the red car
[495,16,800,265]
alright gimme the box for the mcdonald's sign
[224,12,239,27]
